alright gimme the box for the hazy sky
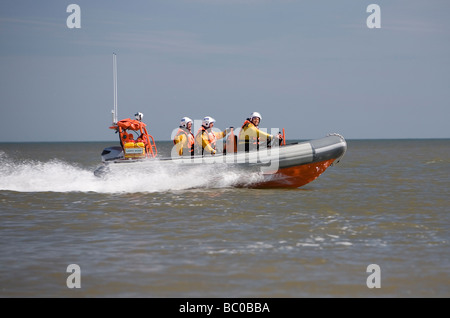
[0,0,449,142]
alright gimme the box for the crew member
[173,117,195,156]
[238,112,281,152]
[195,116,231,155]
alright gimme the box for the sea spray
[0,154,264,193]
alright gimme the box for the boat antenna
[112,53,118,125]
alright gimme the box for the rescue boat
[94,54,347,188]
[96,123,347,189]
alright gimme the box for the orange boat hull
[253,158,336,188]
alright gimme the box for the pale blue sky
[0,0,449,141]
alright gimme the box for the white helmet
[135,112,144,121]
[202,116,216,128]
[250,112,262,121]
[180,116,193,128]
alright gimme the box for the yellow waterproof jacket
[195,127,226,155]
[238,120,272,145]
[173,128,195,156]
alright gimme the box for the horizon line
[1,137,449,144]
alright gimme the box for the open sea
[0,139,449,298]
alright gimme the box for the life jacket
[119,130,134,147]
[174,127,195,155]
[239,120,260,151]
[225,128,237,153]
[195,126,217,155]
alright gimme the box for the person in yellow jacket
[195,116,231,155]
[173,117,195,156]
[238,112,281,152]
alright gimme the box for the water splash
[0,153,264,193]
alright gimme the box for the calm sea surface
[0,139,449,298]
